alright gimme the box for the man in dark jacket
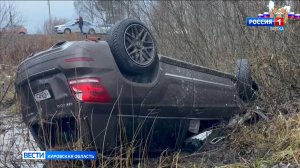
[78,16,83,34]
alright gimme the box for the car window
[83,21,91,26]
[66,21,77,26]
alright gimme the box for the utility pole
[47,0,52,23]
[9,11,13,25]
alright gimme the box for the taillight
[68,78,111,103]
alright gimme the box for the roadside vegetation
[0,1,299,167]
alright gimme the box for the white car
[54,20,112,35]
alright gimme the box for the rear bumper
[27,103,116,151]
[25,103,191,153]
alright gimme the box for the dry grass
[228,100,300,167]
[0,33,83,67]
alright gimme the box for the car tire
[64,29,71,34]
[19,32,26,35]
[88,29,96,35]
[107,18,158,75]
[235,59,256,102]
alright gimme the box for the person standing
[78,16,83,34]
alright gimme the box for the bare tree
[0,2,20,29]
[42,17,68,35]
[74,0,141,25]
[0,1,21,65]
[140,0,300,105]
[74,1,96,22]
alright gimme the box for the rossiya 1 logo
[246,0,300,32]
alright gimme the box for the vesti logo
[22,151,97,160]
[246,0,300,32]
[22,151,46,160]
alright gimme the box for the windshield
[65,20,77,26]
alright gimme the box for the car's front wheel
[88,29,96,35]
[64,28,71,34]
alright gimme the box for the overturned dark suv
[15,18,258,154]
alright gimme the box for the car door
[83,21,90,33]
[141,62,194,118]
[137,61,194,150]
[192,69,237,119]
[70,22,80,33]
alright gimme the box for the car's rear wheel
[108,18,158,75]
[88,29,95,35]
[235,59,257,102]
[64,28,71,34]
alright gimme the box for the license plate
[34,89,51,102]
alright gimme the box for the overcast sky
[15,1,77,34]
